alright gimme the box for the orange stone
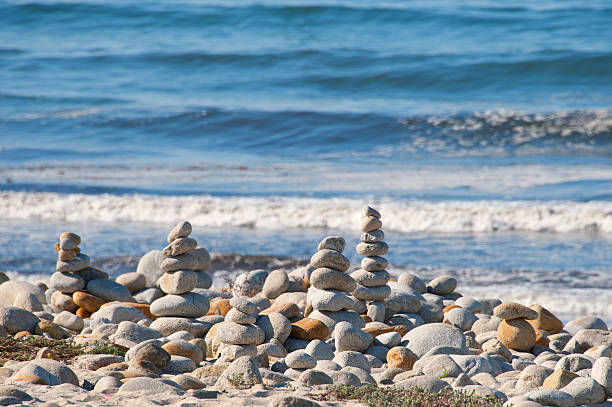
[14,331,32,338]
[363,325,410,338]
[60,232,81,245]
[443,304,461,313]
[76,307,92,319]
[528,304,564,335]
[535,331,550,347]
[100,302,154,320]
[207,298,231,316]
[387,346,418,370]
[55,242,60,253]
[304,302,313,318]
[497,318,536,351]
[361,314,372,324]
[260,303,300,319]
[58,249,78,262]
[303,277,310,289]
[290,318,328,340]
[73,291,106,313]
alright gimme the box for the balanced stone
[361,229,385,242]
[167,221,192,243]
[310,268,356,292]
[352,284,391,302]
[150,292,210,318]
[49,272,85,293]
[59,237,77,250]
[217,321,265,345]
[229,296,256,314]
[162,237,198,257]
[56,254,90,273]
[351,269,389,287]
[160,248,211,272]
[86,279,134,302]
[310,250,350,272]
[225,308,257,325]
[308,288,354,312]
[361,256,388,271]
[361,216,382,232]
[317,236,346,253]
[356,241,389,257]
[158,270,198,295]
[364,206,381,218]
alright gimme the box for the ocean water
[1,0,611,321]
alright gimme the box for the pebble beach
[0,210,609,407]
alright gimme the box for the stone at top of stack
[494,302,538,352]
[215,296,265,362]
[306,235,364,335]
[352,206,391,322]
[150,221,211,319]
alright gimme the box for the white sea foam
[1,191,611,234]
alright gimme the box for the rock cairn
[306,236,362,336]
[494,302,538,352]
[352,206,391,322]
[50,232,89,295]
[215,296,265,363]
[150,221,212,320]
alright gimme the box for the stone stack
[307,236,363,336]
[494,302,538,352]
[352,206,391,322]
[215,296,265,362]
[150,221,212,320]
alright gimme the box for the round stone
[310,250,350,272]
[387,346,418,370]
[232,270,268,298]
[167,221,192,243]
[352,284,391,302]
[310,268,356,292]
[403,323,467,357]
[334,321,373,353]
[494,302,538,320]
[49,272,85,294]
[150,292,210,318]
[397,273,426,293]
[59,237,77,250]
[361,256,388,271]
[426,275,457,295]
[443,307,478,332]
[361,216,382,232]
[497,318,537,351]
[286,350,317,370]
[262,269,290,299]
[229,296,256,314]
[361,229,384,243]
[158,270,198,295]
[356,242,388,257]
[317,236,346,253]
[60,232,81,246]
[351,269,389,287]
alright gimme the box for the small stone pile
[150,221,212,320]
[352,206,391,322]
[50,232,90,296]
[215,296,265,362]
[306,236,363,336]
[494,302,538,351]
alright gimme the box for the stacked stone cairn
[306,235,365,337]
[214,296,265,364]
[352,206,391,323]
[150,221,212,327]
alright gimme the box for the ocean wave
[1,191,610,234]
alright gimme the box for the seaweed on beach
[312,384,505,407]
[0,336,84,361]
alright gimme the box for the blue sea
[1,0,611,321]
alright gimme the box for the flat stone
[426,275,457,295]
[352,284,390,302]
[356,242,388,257]
[56,254,90,273]
[317,236,346,253]
[167,221,192,243]
[160,248,211,272]
[150,292,210,318]
[308,288,354,312]
[494,302,538,320]
[361,230,384,243]
[361,216,382,232]
[116,272,147,294]
[351,269,389,287]
[49,272,85,293]
[158,270,198,295]
[163,237,197,257]
[87,279,134,302]
[310,250,350,272]
[291,318,328,341]
[262,269,290,299]
[217,321,265,345]
[403,323,466,357]
[361,256,388,271]
[310,268,356,292]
